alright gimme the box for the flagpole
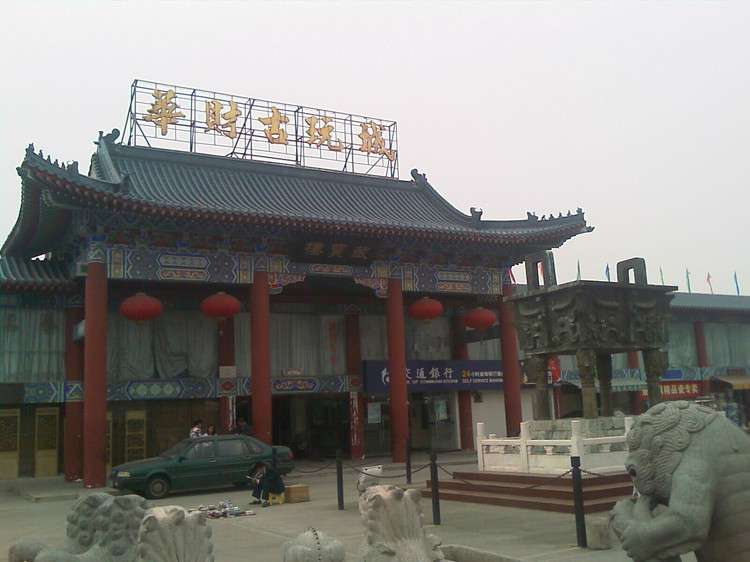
[659,266,665,285]
[686,268,691,294]
[735,272,741,296]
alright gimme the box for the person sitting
[248,464,285,507]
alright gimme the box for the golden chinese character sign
[126,79,398,177]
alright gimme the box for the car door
[244,436,270,468]
[171,440,218,491]
[216,438,253,485]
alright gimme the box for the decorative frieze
[74,243,507,296]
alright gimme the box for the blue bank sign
[363,360,503,394]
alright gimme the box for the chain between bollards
[336,449,344,511]
[429,451,441,525]
[570,455,587,548]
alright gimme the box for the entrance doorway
[269,395,349,459]
[410,393,457,451]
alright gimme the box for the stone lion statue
[358,485,446,562]
[9,494,213,562]
[610,401,750,561]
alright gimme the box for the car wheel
[146,476,170,499]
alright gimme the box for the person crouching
[248,464,285,507]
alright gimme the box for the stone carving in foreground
[610,401,750,562]
[356,465,383,495]
[282,528,345,562]
[9,494,214,562]
[136,506,214,562]
[358,485,444,562]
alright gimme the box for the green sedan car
[110,434,294,499]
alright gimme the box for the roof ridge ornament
[410,168,427,184]
[96,128,121,146]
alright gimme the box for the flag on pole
[707,272,714,294]
[576,260,581,281]
[659,266,665,285]
[605,264,611,282]
[734,271,740,295]
[686,268,692,293]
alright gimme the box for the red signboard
[640,381,702,401]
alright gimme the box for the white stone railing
[476,417,634,475]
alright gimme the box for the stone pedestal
[528,356,551,420]
[643,348,666,406]
[596,353,613,417]
[577,350,598,419]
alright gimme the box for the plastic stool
[268,493,285,505]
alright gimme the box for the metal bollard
[406,436,412,485]
[336,449,344,511]
[570,455,587,548]
[429,451,441,525]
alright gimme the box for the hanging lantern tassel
[464,307,497,331]
[407,296,444,321]
[120,292,164,323]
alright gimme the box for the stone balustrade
[476,416,633,475]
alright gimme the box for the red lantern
[408,297,444,320]
[119,292,163,322]
[464,307,496,331]
[200,291,241,321]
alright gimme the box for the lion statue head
[625,401,718,502]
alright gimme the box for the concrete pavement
[0,463,696,562]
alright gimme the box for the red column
[452,313,473,450]
[64,307,84,481]
[345,312,365,460]
[251,272,272,444]
[499,282,523,437]
[386,278,408,463]
[627,351,640,369]
[694,321,710,393]
[218,317,235,434]
[83,261,107,488]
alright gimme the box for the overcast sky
[1,1,748,294]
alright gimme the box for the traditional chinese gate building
[0,84,591,486]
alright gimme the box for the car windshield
[160,440,189,457]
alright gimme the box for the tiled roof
[671,292,750,313]
[0,257,73,290]
[94,140,590,242]
[3,130,592,255]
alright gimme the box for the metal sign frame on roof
[122,79,399,178]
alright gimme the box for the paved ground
[0,457,697,561]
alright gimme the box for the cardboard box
[284,484,310,503]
